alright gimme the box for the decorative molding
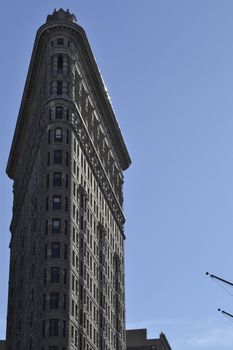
[71,106,126,234]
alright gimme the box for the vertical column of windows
[44,57,71,345]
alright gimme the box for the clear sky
[1,1,233,349]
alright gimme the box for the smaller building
[126,329,172,350]
[0,341,6,350]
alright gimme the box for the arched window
[54,128,62,142]
[57,55,63,73]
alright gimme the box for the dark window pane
[54,128,62,142]
[53,172,62,186]
[64,220,68,235]
[63,294,66,310]
[64,244,67,260]
[57,38,64,45]
[66,108,69,121]
[46,197,49,211]
[53,195,61,209]
[65,197,68,212]
[57,55,63,73]
[50,292,59,309]
[55,106,63,119]
[51,242,60,258]
[52,219,61,233]
[64,268,67,285]
[42,320,45,337]
[63,320,66,337]
[54,150,62,164]
[51,267,60,283]
[49,319,58,336]
[65,175,68,188]
[80,193,84,209]
[44,244,47,259]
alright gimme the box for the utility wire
[218,309,233,323]
[212,277,233,297]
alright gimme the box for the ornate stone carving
[71,108,125,234]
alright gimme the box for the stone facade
[126,329,172,350]
[0,341,6,350]
[6,9,131,350]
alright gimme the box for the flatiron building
[6,9,131,350]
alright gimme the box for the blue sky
[1,1,233,349]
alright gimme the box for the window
[63,320,66,337]
[65,174,68,188]
[73,182,76,197]
[54,128,62,142]
[46,197,49,211]
[45,220,48,235]
[46,174,49,188]
[64,268,67,285]
[51,267,60,283]
[80,215,84,230]
[66,108,70,121]
[50,292,59,309]
[54,150,62,164]
[80,193,84,209]
[44,269,47,285]
[66,130,69,144]
[64,220,68,235]
[44,244,47,259]
[57,81,63,95]
[65,197,68,212]
[52,218,61,233]
[57,55,63,73]
[55,106,63,119]
[53,172,62,186]
[51,242,60,258]
[64,244,67,260]
[63,294,66,310]
[49,319,58,336]
[57,38,64,45]
[53,195,61,209]
[42,320,45,337]
[73,160,76,175]
[48,129,51,144]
